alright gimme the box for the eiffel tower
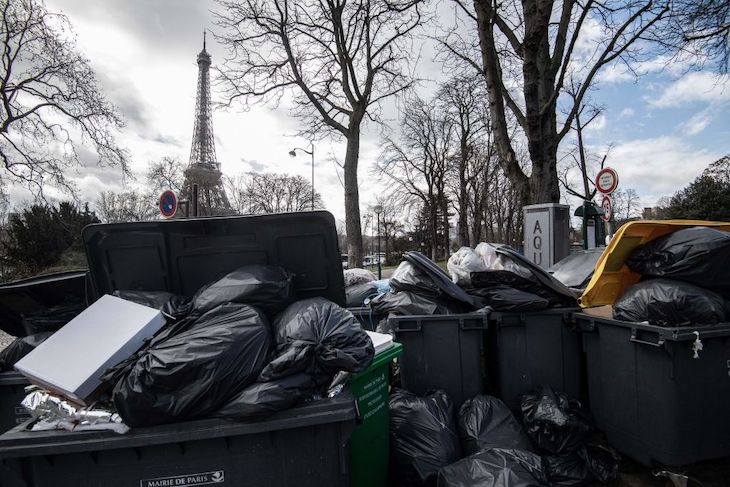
[181,32,231,216]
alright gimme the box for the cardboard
[15,295,164,405]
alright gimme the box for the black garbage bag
[390,389,462,487]
[613,279,728,326]
[458,395,533,455]
[346,282,379,307]
[112,303,273,427]
[370,291,466,317]
[465,285,549,312]
[214,371,329,420]
[258,298,374,382]
[543,452,591,486]
[470,271,575,307]
[190,265,295,315]
[113,290,191,319]
[436,448,548,487]
[390,260,443,298]
[578,439,620,483]
[520,386,593,455]
[21,303,84,335]
[627,227,730,296]
[0,332,53,370]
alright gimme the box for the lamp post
[288,142,315,211]
[373,204,383,279]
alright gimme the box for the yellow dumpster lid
[579,220,730,308]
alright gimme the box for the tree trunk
[441,195,451,259]
[344,130,364,268]
[473,0,530,206]
[522,0,561,204]
[457,140,470,247]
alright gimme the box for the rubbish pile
[389,387,619,487]
[613,227,730,326]
[363,246,578,336]
[11,264,375,432]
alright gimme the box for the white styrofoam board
[15,294,164,404]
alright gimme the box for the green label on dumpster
[140,470,225,486]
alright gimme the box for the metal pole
[311,142,315,211]
[377,211,382,279]
[193,184,199,217]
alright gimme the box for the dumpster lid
[579,220,730,308]
[0,391,355,458]
[0,271,88,337]
[82,211,346,307]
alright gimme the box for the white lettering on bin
[140,470,225,487]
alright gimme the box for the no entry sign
[159,190,178,218]
[595,167,619,194]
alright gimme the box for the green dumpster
[349,342,403,487]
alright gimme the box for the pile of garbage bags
[614,227,730,326]
[23,264,375,430]
[448,244,579,311]
[390,386,619,487]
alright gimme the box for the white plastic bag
[474,243,533,279]
[344,268,377,287]
[447,247,488,286]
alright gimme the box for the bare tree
[146,156,184,195]
[376,95,453,261]
[612,187,642,225]
[0,0,129,197]
[439,75,489,247]
[443,0,670,206]
[226,172,324,215]
[215,0,423,268]
[95,190,157,223]
[668,0,730,72]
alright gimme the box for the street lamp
[373,204,383,279]
[288,142,315,211]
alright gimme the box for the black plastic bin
[486,309,584,409]
[391,314,489,407]
[347,306,382,331]
[0,372,30,433]
[575,313,730,466]
[0,392,356,487]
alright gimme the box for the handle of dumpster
[460,317,489,330]
[630,329,665,348]
[393,318,421,333]
[354,397,363,425]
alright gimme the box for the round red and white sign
[595,167,619,194]
[600,195,613,222]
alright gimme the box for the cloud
[619,108,635,118]
[597,136,720,205]
[681,110,712,136]
[648,72,730,108]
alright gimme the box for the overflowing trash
[613,278,728,325]
[626,227,730,296]
[547,248,604,291]
[612,226,730,326]
[389,389,462,487]
[457,395,532,455]
[390,387,619,487]
[9,263,375,434]
[344,268,377,288]
[22,389,129,434]
[436,447,548,487]
[110,303,273,427]
[0,331,53,370]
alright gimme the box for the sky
[13,0,730,226]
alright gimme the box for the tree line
[0,0,728,274]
